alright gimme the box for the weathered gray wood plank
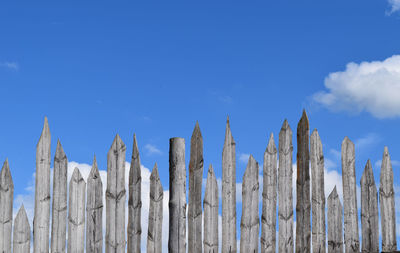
[0,159,13,253]
[222,117,236,253]
[106,134,127,253]
[278,119,294,253]
[188,122,203,253]
[380,146,397,252]
[296,110,311,253]
[240,155,259,253]
[168,137,186,253]
[86,156,103,253]
[147,164,163,253]
[13,205,30,253]
[327,186,343,253]
[34,117,51,253]
[341,137,359,253]
[310,129,326,253]
[68,167,86,253]
[261,133,277,253]
[51,140,68,253]
[360,160,379,253]
[128,135,142,253]
[203,165,218,253]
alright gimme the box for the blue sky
[1,1,400,251]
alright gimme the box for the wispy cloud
[387,0,400,14]
[0,61,18,71]
[144,144,162,155]
[238,153,250,164]
[312,55,400,119]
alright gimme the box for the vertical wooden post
[360,160,379,253]
[296,110,311,253]
[240,155,259,253]
[310,129,326,253]
[34,117,51,253]
[106,134,126,253]
[278,119,294,253]
[327,186,343,253]
[261,134,277,253]
[380,147,397,252]
[222,117,236,253]
[51,140,68,253]
[86,156,103,253]
[203,165,218,253]
[188,122,203,253]
[13,205,30,253]
[0,159,13,253]
[341,137,359,253]
[68,167,86,253]
[147,164,163,253]
[128,135,142,253]
[168,137,186,253]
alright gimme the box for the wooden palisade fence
[1,111,400,253]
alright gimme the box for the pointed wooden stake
[341,137,360,253]
[296,110,311,253]
[51,140,68,253]
[168,137,186,253]
[240,155,259,253]
[34,117,51,253]
[360,160,379,253]
[222,117,237,253]
[278,119,294,253]
[188,122,203,253]
[147,163,163,253]
[0,159,13,253]
[86,156,103,253]
[128,135,142,253]
[203,165,218,253]
[106,134,127,253]
[380,147,397,252]
[327,186,343,253]
[68,167,86,253]
[13,205,30,253]
[261,133,277,253]
[310,129,326,253]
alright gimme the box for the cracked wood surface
[188,122,203,253]
[328,187,343,253]
[168,137,186,253]
[278,119,294,253]
[380,147,397,252]
[360,160,379,253]
[0,159,13,253]
[240,155,259,253]
[147,164,163,253]
[34,117,51,253]
[128,135,142,253]
[296,110,311,253]
[13,205,30,253]
[86,156,103,253]
[106,134,126,253]
[341,137,359,253]
[311,129,326,253]
[203,165,218,253]
[51,141,67,253]
[68,168,86,253]
[261,134,277,253]
[222,117,236,253]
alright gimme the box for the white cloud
[0,62,18,71]
[144,144,162,156]
[313,55,400,119]
[238,153,250,164]
[388,0,400,14]
[13,161,170,252]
